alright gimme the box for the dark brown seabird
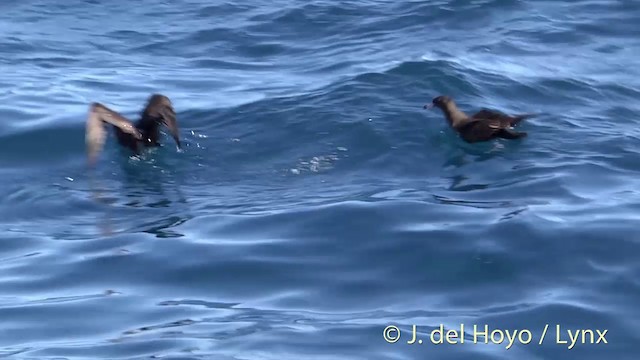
[424,95,534,143]
[85,93,180,165]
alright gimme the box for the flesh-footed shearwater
[424,95,534,143]
[85,93,181,165]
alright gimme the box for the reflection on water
[446,174,489,192]
[86,154,190,238]
[2,0,640,358]
[433,194,513,209]
[139,215,190,238]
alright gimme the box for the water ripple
[1,0,639,359]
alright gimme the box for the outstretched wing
[85,103,141,165]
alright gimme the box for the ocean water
[1,0,639,359]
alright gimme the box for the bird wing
[457,118,507,143]
[158,105,181,148]
[472,108,508,120]
[140,94,181,148]
[472,108,534,126]
[85,103,141,165]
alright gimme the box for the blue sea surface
[1,0,639,359]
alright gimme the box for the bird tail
[511,113,537,125]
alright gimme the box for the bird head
[424,95,453,110]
